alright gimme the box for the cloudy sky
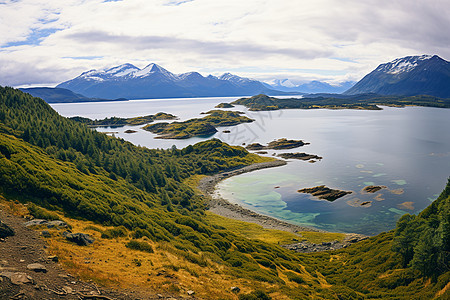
[1,0,449,87]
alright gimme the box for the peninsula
[231,94,450,111]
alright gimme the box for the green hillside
[0,86,448,299]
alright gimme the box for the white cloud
[0,0,449,87]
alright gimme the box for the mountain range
[344,55,450,97]
[57,63,284,100]
[32,54,450,102]
[265,79,355,94]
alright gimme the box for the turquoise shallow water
[52,98,450,235]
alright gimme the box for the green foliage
[101,226,128,239]
[27,203,61,220]
[232,94,450,111]
[392,178,450,279]
[284,271,305,284]
[70,112,177,127]
[126,240,154,253]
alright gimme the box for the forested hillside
[0,86,448,299]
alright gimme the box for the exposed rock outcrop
[298,185,352,201]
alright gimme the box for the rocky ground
[282,234,368,253]
[0,210,182,300]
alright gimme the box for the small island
[246,138,309,150]
[215,102,234,108]
[143,110,254,139]
[231,94,450,111]
[298,185,353,201]
[278,152,322,161]
[70,112,177,128]
[362,185,387,193]
[124,129,137,133]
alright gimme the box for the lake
[51,97,450,235]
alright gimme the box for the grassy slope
[1,87,449,299]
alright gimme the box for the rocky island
[246,138,309,150]
[298,185,353,201]
[70,112,177,127]
[215,102,234,108]
[278,152,322,161]
[144,110,254,139]
[362,185,387,193]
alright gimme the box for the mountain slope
[57,63,282,99]
[19,87,125,103]
[0,86,448,299]
[344,55,450,97]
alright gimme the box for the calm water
[51,97,450,235]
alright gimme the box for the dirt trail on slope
[0,209,180,300]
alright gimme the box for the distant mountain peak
[219,73,252,84]
[344,54,450,97]
[105,63,139,77]
[132,63,177,80]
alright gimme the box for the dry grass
[206,212,346,245]
[298,231,346,244]
[43,216,283,299]
[205,212,303,245]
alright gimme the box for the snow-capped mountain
[57,64,280,99]
[266,79,355,94]
[344,55,450,97]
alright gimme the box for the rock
[278,152,322,161]
[46,220,68,228]
[187,290,195,295]
[0,221,14,238]
[62,286,73,294]
[41,230,51,238]
[65,232,95,246]
[298,185,352,202]
[48,255,59,262]
[231,286,241,293]
[27,263,47,273]
[362,185,387,193]
[1,272,33,285]
[24,219,47,227]
[157,294,164,298]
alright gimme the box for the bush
[101,226,128,239]
[27,203,61,220]
[285,271,305,284]
[238,290,271,300]
[125,240,154,253]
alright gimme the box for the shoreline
[199,159,325,233]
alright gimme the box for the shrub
[285,271,305,284]
[27,203,61,220]
[125,240,154,253]
[238,290,271,300]
[101,226,128,239]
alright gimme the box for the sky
[1,0,449,87]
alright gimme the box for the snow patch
[376,55,433,75]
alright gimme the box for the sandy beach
[199,160,324,233]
